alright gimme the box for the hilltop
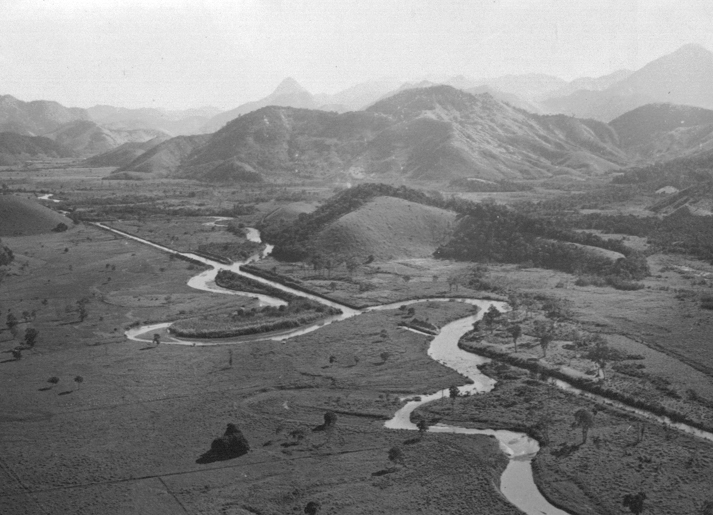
[312,196,456,261]
[0,195,72,236]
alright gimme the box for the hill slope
[44,120,169,156]
[83,138,168,167]
[0,196,72,236]
[610,103,713,162]
[180,85,627,183]
[313,196,456,261]
[0,133,74,165]
[202,78,319,133]
[0,95,88,135]
[117,134,211,174]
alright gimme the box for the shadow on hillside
[58,390,73,396]
[139,346,155,351]
[196,446,248,465]
[550,442,582,458]
[371,468,398,477]
[0,358,17,364]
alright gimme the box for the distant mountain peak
[272,77,309,96]
[673,43,711,56]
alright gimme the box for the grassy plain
[2,164,713,514]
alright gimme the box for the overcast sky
[1,0,712,110]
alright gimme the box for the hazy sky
[2,0,713,110]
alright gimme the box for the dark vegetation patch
[170,296,341,339]
[263,183,646,284]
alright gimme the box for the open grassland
[0,223,256,353]
[0,299,522,515]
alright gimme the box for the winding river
[92,219,713,514]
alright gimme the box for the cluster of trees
[449,178,533,192]
[262,183,642,281]
[435,206,649,281]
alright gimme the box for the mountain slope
[87,105,219,135]
[0,133,74,165]
[117,134,211,174]
[179,85,627,183]
[84,137,168,167]
[0,95,88,135]
[544,44,713,121]
[202,78,318,133]
[44,120,169,156]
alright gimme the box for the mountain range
[4,43,713,184]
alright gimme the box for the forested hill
[260,183,445,260]
[261,183,647,283]
[613,151,713,188]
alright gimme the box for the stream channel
[93,220,713,514]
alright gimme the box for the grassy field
[3,163,713,513]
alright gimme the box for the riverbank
[416,363,713,515]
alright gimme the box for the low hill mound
[0,195,72,236]
[312,196,456,261]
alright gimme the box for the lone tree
[304,501,321,515]
[416,418,429,439]
[623,492,646,514]
[380,351,391,363]
[6,312,18,339]
[482,305,501,333]
[585,336,617,381]
[76,298,89,323]
[534,320,555,358]
[74,376,84,390]
[449,385,459,413]
[210,423,250,459]
[388,446,404,467]
[152,333,161,346]
[571,408,595,444]
[24,328,39,348]
[47,377,59,389]
[507,324,522,351]
[323,411,338,428]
